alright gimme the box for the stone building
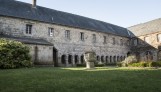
[1,0,160,67]
[128,18,161,62]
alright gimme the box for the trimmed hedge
[0,39,32,69]
[121,61,161,67]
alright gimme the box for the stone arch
[97,56,100,61]
[75,55,78,64]
[113,56,116,63]
[145,51,153,61]
[101,56,104,63]
[120,56,123,61]
[68,55,72,64]
[106,56,108,64]
[110,56,112,63]
[127,52,131,57]
[158,51,161,61]
[61,55,66,64]
[123,56,126,61]
[81,55,84,64]
[117,56,119,62]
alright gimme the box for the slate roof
[128,18,161,37]
[0,0,131,37]
[0,34,53,46]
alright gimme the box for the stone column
[78,55,81,64]
[57,54,62,66]
[65,55,69,67]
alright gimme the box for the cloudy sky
[17,0,161,27]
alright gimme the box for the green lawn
[0,67,161,92]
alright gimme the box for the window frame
[80,32,84,41]
[92,34,96,43]
[65,30,70,39]
[26,24,32,35]
[103,36,107,44]
[48,27,54,37]
[113,38,115,45]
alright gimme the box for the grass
[0,67,161,92]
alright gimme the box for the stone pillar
[65,55,69,67]
[78,55,81,64]
[57,54,62,66]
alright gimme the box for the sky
[16,0,161,28]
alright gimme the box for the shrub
[76,64,86,67]
[149,61,161,67]
[128,61,161,67]
[107,63,117,66]
[0,39,32,69]
[95,63,105,67]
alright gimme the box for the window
[120,39,123,46]
[80,32,84,41]
[65,30,70,39]
[127,40,130,46]
[92,34,96,43]
[26,24,32,34]
[48,27,54,36]
[103,36,107,44]
[133,38,138,46]
[157,34,161,42]
[113,38,115,45]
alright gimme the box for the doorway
[53,47,58,67]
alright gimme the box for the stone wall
[0,16,131,66]
[131,32,161,62]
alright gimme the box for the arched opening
[61,55,66,64]
[106,56,108,64]
[127,52,131,57]
[135,52,140,61]
[110,56,112,63]
[113,56,116,63]
[145,51,153,61]
[120,56,123,62]
[53,47,58,67]
[81,55,84,64]
[117,56,119,62]
[123,56,126,61]
[75,55,78,64]
[101,56,104,63]
[68,55,72,64]
[97,56,100,62]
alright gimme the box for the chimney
[32,0,37,8]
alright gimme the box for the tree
[0,39,32,69]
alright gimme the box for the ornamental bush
[0,39,32,69]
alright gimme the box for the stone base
[86,62,95,69]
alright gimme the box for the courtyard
[0,67,161,92]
